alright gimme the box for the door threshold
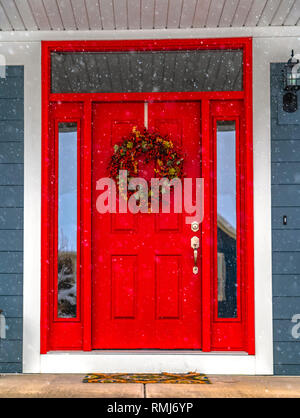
[46,350,249,355]
[39,351,256,374]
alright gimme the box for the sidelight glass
[57,122,78,318]
[216,120,237,318]
[51,49,243,93]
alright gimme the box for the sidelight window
[216,120,237,319]
[56,122,79,319]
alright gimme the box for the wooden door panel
[155,213,181,232]
[92,101,202,349]
[156,255,181,319]
[112,255,137,319]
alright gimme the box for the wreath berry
[108,126,184,199]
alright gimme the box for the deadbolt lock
[191,221,199,232]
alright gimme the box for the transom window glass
[51,49,243,93]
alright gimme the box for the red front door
[92,101,202,349]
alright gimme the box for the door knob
[191,236,199,274]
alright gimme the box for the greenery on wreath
[108,126,184,196]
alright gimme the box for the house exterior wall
[0,66,24,373]
[271,63,300,375]
[1,28,299,374]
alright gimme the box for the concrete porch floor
[0,374,300,397]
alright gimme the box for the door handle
[191,236,199,274]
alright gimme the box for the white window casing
[2,26,295,373]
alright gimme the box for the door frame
[41,37,254,354]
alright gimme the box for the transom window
[51,49,243,93]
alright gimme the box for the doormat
[83,372,210,384]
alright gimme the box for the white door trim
[41,351,256,374]
[2,28,290,374]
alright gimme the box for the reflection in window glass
[57,122,77,318]
[51,50,243,93]
[217,121,237,318]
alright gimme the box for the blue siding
[272,230,300,251]
[272,141,300,162]
[273,297,300,319]
[273,275,300,296]
[0,122,24,142]
[273,320,299,341]
[0,66,23,373]
[272,162,300,184]
[0,186,23,207]
[272,185,300,207]
[272,208,300,229]
[271,63,300,375]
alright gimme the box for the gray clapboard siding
[272,141,300,162]
[0,143,23,163]
[0,340,22,363]
[0,79,24,99]
[272,208,300,229]
[0,274,22,295]
[4,67,23,77]
[272,230,300,251]
[273,297,300,319]
[0,99,24,120]
[273,320,300,342]
[274,365,300,375]
[0,121,24,142]
[272,185,300,207]
[4,318,22,340]
[0,252,23,274]
[0,66,24,373]
[0,363,22,373]
[274,342,300,365]
[0,296,23,317]
[0,164,23,185]
[273,252,300,275]
[0,186,24,207]
[272,162,300,185]
[273,275,300,296]
[0,208,23,229]
[271,63,300,375]
[271,118,300,141]
[0,230,23,251]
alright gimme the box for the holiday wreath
[108,126,184,200]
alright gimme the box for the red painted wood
[82,100,92,351]
[244,39,255,355]
[210,100,246,351]
[49,92,244,102]
[201,99,212,352]
[42,37,252,54]
[156,255,181,319]
[48,102,84,350]
[52,114,82,323]
[40,42,50,354]
[112,255,137,319]
[92,101,202,349]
